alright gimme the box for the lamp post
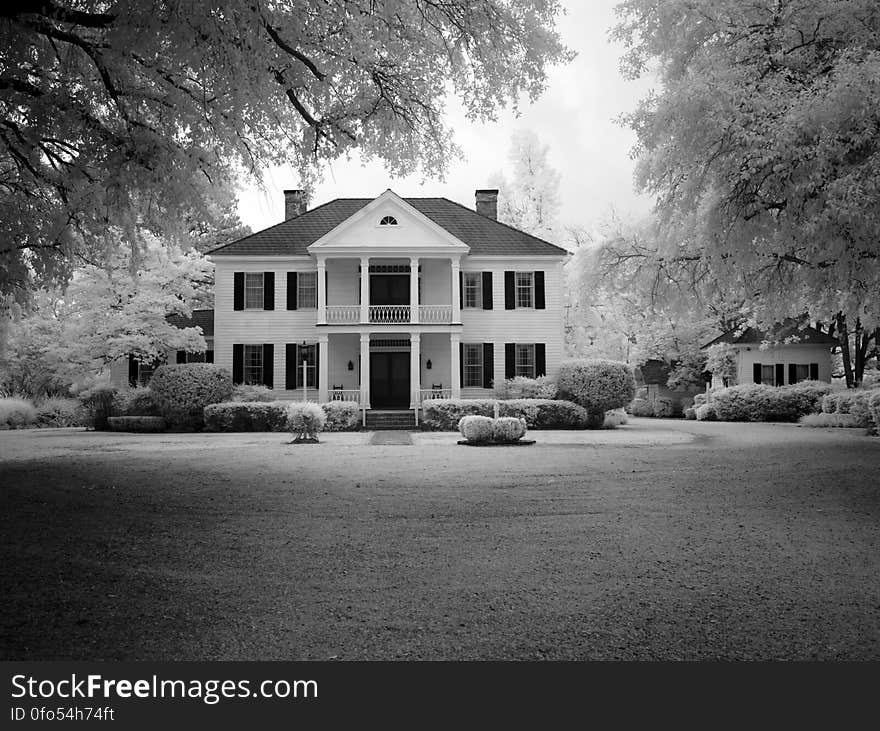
[302,340,307,403]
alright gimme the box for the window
[297,271,317,309]
[792,364,810,383]
[137,362,155,386]
[244,272,264,309]
[243,344,263,385]
[515,271,534,308]
[379,215,398,226]
[463,343,483,387]
[515,344,535,378]
[186,352,205,363]
[463,272,482,309]
[761,364,775,386]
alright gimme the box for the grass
[1,422,879,660]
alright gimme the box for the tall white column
[410,256,420,324]
[359,333,370,409]
[450,332,461,399]
[451,257,461,324]
[360,256,370,323]
[316,257,327,324]
[410,333,421,408]
[318,335,328,403]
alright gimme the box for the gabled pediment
[307,189,469,257]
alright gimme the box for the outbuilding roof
[209,197,568,257]
[701,324,838,348]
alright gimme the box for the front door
[370,352,410,408]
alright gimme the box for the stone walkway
[369,430,414,445]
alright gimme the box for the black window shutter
[788,364,797,384]
[262,344,274,388]
[263,272,275,310]
[459,342,464,387]
[534,271,545,309]
[313,343,319,390]
[775,363,784,387]
[176,351,186,364]
[206,350,214,364]
[504,271,515,309]
[809,363,819,380]
[285,344,297,389]
[458,271,463,309]
[535,343,546,377]
[233,272,244,310]
[753,363,762,384]
[482,343,494,389]
[482,272,493,310]
[232,344,244,384]
[128,354,139,386]
[294,344,303,389]
[505,343,516,379]
[287,272,297,310]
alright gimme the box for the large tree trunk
[833,312,854,388]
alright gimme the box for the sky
[236,0,656,238]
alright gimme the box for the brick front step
[365,410,416,430]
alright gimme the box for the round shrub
[459,415,495,443]
[695,403,717,421]
[556,360,636,427]
[693,392,707,407]
[491,416,527,443]
[496,399,589,429]
[231,383,276,402]
[0,398,37,429]
[34,397,87,428]
[627,398,654,417]
[653,397,675,418]
[288,402,326,440]
[684,406,697,420]
[149,364,233,430]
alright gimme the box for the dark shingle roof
[702,324,838,348]
[166,309,214,336]
[209,197,568,256]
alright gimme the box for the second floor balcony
[325,304,453,325]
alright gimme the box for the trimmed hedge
[114,387,161,417]
[0,398,37,429]
[822,390,875,428]
[627,398,654,417]
[458,415,527,443]
[106,416,166,432]
[150,364,233,430]
[420,399,496,431]
[695,403,717,421]
[492,416,527,442]
[458,415,495,442]
[712,381,833,422]
[204,402,289,432]
[231,384,276,402]
[321,400,361,431]
[653,397,675,418]
[496,399,589,429]
[494,376,558,400]
[799,413,863,429]
[556,359,636,427]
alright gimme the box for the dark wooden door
[370,352,410,408]
[370,275,410,305]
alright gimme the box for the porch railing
[325,305,360,324]
[418,305,453,323]
[328,388,363,403]
[369,304,411,324]
[418,388,452,402]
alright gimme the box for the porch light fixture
[426,359,432,370]
[347,360,354,371]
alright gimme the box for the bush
[149,364,233,430]
[231,383,276,402]
[799,413,863,429]
[0,397,37,429]
[106,416,166,432]
[556,359,636,427]
[603,408,629,429]
[869,392,880,433]
[627,398,654,417]
[77,383,117,430]
[34,397,87,428]
[712,381,833,422]
[684,406,697,420]
[288,402,326,440]
[653,397,675,418]
[203,402,289,432]
[492,416,527,443]
[114,387,161,417]
[458,415,495,442]
[822,391,874,427]
[693,392,707,407]
[496,399,589,429]
[494,376,558,400]
[419,399,496,431]
[321,401,361,431]
[695,403,717,421]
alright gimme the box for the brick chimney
[283,189,307,219]
[475,189,498,220]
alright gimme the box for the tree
[613,0,880,385]
[0,1,570,297]
[0,232,213,397]
[489,130,562,240]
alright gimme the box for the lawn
[1,420,879,660]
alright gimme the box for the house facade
[702,325,838,389]
[202,188,567,410]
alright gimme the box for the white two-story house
[119,188,568,417]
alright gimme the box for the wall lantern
[426,359,432,370]
[347,360,354,371]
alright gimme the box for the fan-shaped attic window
[379,215,398,226]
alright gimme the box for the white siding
[735,344,833,385]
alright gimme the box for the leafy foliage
[204,402,289,432]
[0,398,37,429]
[420,399,497,431]
[704,343,739,386]
[149,364,233,430]
[711,382,832,422]
[106,416,166,432]
[231,384,277,403]
[491,417,527,443]
[496,399,589,429]
[494,375,558,400]
[287,402,326,440]
[34,397,88,428]
[458,415,495,443]
[556,359,637,425]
